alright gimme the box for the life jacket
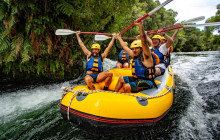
[118,50,129,62]
[165,46,173,66]
[167,46,173,55]
[86,54,103,73]
[151,46,165,64]
[131,53,156,80]
[129,59,133,68]
[130,54,159,69]
[151,52,160,65]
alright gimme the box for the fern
[0,35,10,54]
[36,59,43,75]
[50,62,56,73]
[8,15,16,30]
[5,35,24,62]
[56,0,74,16]
[0,1,8,20]
[21,38,32,63]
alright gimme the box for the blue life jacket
[151,47,165,64]
[131,53,156,80]
[118,50,129,62]
[86,55,103,73]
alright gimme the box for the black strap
[114,41,122,53]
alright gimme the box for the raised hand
[134,20,143,27]
[76,31,81,35]
[175,23,181,26]
[136,35,141,40]
[157,29,164,36]
[112,33,117,39]
[115,33,121,39]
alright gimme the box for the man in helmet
[115,41,130,68]
[76,31,116,90]
[114,20,156,93]
[150,30,173,76]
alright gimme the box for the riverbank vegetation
[0,0,219,83]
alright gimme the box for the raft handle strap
[67,89,85,121]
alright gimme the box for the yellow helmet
[152,35,161,40]
[160,36,166,40]
[130,40,142,48]
[124,42,128,45]
[91,43,100,50]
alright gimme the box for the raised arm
[134,20,151,58]
[158,30,173,49]
[101,33,116,59]
[76,31,91,56]
[172,23,180,40]
[117,35,135,58]
[145,31,154,47]
[172,29,179,40]
[136,31,153,47]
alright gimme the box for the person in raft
[114,20,157,93]
[76,31,116,90]
[115,41,130,68]
[160,26,180,66]
[146,30,173,76]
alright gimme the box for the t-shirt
[151,44,169,69]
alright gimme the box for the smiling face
[92,49,100,57]
[152,38,160,48]
[160,39,166,45]
[131,47,142,56]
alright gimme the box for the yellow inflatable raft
[60,65,175,135]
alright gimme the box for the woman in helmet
[76,31,116,90]
[114,20,157,93]
[150,30,173,76]
[115,41,130,68]
[160,28,180,66]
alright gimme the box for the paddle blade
[182,16,205,24]
[184,22,220,27]
[95,35,111,41]
[55,29,76,35]
[148,0,173,15]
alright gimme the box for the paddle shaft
[119,14,150,35]
[119,0,173,35]
[81,32,112,36]
[146,26,183,35]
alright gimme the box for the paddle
[95,35,136,41]
[184,22,220,27]
[147,16,206,33]
[119,0,173,35]
[56,13,203,37]
[147,22,220,35]
[55,29,112,36]
[180,16,205,24]
[95,22,220,41]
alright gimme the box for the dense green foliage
[0,0,219,82]
[203,4,220,51]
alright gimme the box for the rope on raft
[63,72,174,100]
[62,71,174,121]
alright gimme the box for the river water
[0,51,219,140]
